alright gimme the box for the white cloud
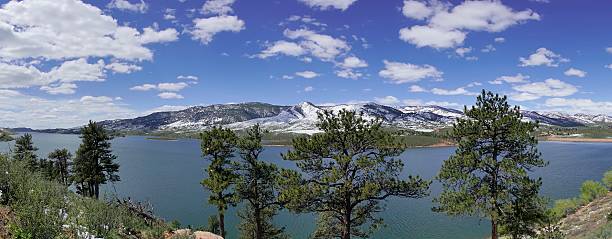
[107,0,148,13]
[257,41,306,58]
[481,44,496,53]
[401,98,461,108]
[284,29,350,61]
[494,37,505,43]
[130,82,189,92]
[282,75,294,80]
[606,47,612,54]
[335,69,362,80]
[157,82,189,92]
[511,78,578,101]
[158,92,184,99]
[564,68,587,78]
[544,98,612,114]
[374,96,400,105]
[455,47,472,57]
[47,58,106,83]
[298,0,358,11]
[489,73,529,85]
[0,91,135,128]
[202,0,235,15]
[295,71,319,79]
[431,87,474,96]
[105,62,143,74]
[0,0,178,61]
[379,60,443,84]
[304,86,314,92]
[519,48,569,67]
[177,75,199,81]
[399,1,539,49]
[40,83,77,95]
[0,63,46,88]
[338,56,368,68]
[139,27,179,44]
[191,15,245,44]
[399,25,466,49]
[606,64,612,70]
[409,85,427,92]
[164,8,176,20]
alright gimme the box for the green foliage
[200,126,239,237]
[12,133,38,170]
[207,215,221,235]
[433,91,547,239]
[499,178,548,239]
[280,109,430,239]
[551,198,583,219]
[603,169,612,190]
[235,125,286,239]
[73,121,120,198]
[580,180,608,202]
[0,130,14,142]
[0,154,169,238]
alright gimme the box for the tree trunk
[94,183,100,199]
[255,206,262,239]
[219,211,225,237]
[491,220,497,239]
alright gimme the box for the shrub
[603,169,612,190]
[551,198,583,219]
[580,180,608,202]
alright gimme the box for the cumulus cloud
[0,91,134,128]
[40,83,77,95]
[335,56,367,79]
[455,47,472,57]
[374,96,400,105]
[298,0,358,11]
[130,82,189,92]
[295,71,319,79]
[489,73,529,85]
[258,29,350,62]
[0,0,178,61]
[606,64,612,70]
[105,62,143,74]
[511,79,578,101]
[191,15,245,44]
[606,47,612,54]
[202,0,236,15]
[304,86,314,92]
[399,0,539,49]
[107,0,148,13]
[494,37,505,43]
[158,92,184,99]
[0,58,107,90]
[338,56,368,68]
[409,85,427,92]
[431,87,475,96]
[519,48,569,67]
[545,98,612,114]
[564,68,587,78]
[379,60,443,84]
[177,75,199,81]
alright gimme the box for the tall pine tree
[12,133,38,170]
[200,126,239,238]
[47,148,73,187]
[433,91,547,239]
[235,125,286,239]
[73,121,120,198]
[280,110,430,239]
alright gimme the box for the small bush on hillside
[551,198,583,219]
[580,180,608,203]
[603,169,612,190]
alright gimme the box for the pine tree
[235,125,286,239]
[12,133,38,170]
[72,121,120,198]
[433,91,547,239]
[46,148,73,187]
[280,110,430,239]
[200,126,239,238]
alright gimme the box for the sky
[1,0,612,128]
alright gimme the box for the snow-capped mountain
[93,101,610,134]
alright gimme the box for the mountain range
[83,102,612,135]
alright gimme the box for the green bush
[580,180,608,202]
[551,198,583,219]
[603,169,612,190]
[0,154,170,238]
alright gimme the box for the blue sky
[1,0,612,128]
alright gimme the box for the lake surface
[1,133,610,239]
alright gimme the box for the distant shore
[543,137,612,143]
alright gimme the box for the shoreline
[543,137,612,143]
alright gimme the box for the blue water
[1,133,610,239]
